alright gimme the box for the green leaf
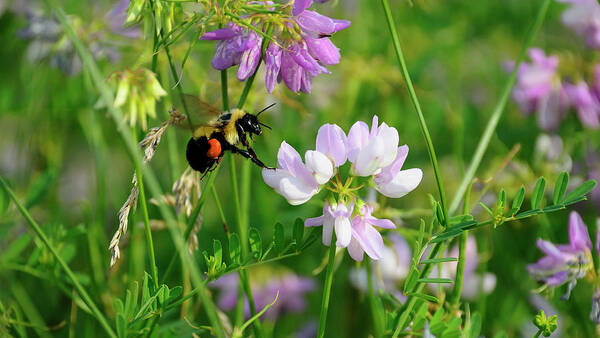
[249,228,262,260]
[508,185,525,216]
[213,240,222,268]
[435,202,445,225]
[441,317,462,338]
[448,214,474,225]
[0,234,31,263]
[430,307,446,336]
[142,273,151,306]
[113,299,126,338]
[531,177,546,209]
[553,171,569,205]
[273,223,285,255]
[515,209,541,219]
[467,312,482,338]
[421,257,458,264]
[406,292,438,303]
[430,228,463,243]
[293,218,304,250]
[229,233,241,264]
[0,183,8,217]
[167,286,183,305]
[403,265,419,294]
[25,170,56,208]
[542,204,565,213]
[479,202,493,216]
[411,302,429,331]
[563,180,597,204]
[497,189,506,210]
[300,228,319,251]
[417,278,453,284]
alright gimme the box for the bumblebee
[184,99,275,175]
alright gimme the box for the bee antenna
[256,103,276,116]
[259,122,272,130]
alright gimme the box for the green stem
[222,66,263,338]
[221,70,229,111]
[132,130,160,289]
[534,330,542,338]
[317,240,337,338]
[160,168,219,283]
[448,0,552,215]
[380,0,449,226]
[365,259,384,338]
[0,176,117,338]
[450,183,472,307]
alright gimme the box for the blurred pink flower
[558,0,600,49]
[527,211,593,299]
[508,48,568,131]
[563,81,600,128]
[211,272,315,320]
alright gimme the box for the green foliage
[113,273,183,337]
[533,310,558,337]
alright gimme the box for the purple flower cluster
[558,0,600,50]
[211,272,315,320]
[262,116,423,261]
[201,0,350,93]
[527,211,596,300]
[509,48,600,130]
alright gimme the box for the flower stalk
[365,259,384,338]
[317,234,338,338]
[133,128,160,289]
[450,183,472,308]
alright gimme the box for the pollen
[206,138,221,159]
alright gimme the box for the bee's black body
[185,108,272,174]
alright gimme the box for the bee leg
[230,145,275,170]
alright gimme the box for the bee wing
[181,94,223,128]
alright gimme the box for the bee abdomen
[186,137,215,173]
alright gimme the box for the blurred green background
[0,0,599,336]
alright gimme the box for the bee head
[240,103,275,136]
[239,113,263,136]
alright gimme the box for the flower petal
[375,168,423,198]
[281,52,302,93]
[367,217,396,229]
[316,123,347,166]
[335,216,352,248]
[305,150,334,185]
[346,121,369,162]
[322,217,334,246]
[351,219,384,260]
[237,34,262,80]
[292,0,312,16]
[265,42,282,93]
[304,36,341,65]
[305,215,324,227]
[569,211,592,251]
[347,237,365,262]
